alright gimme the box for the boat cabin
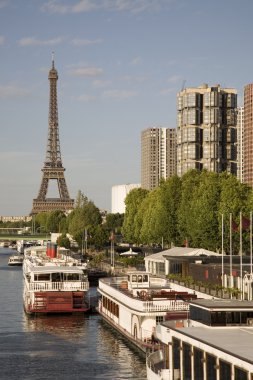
[127,272,150,289]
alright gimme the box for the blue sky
[0,0,253,215]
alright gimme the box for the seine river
[0,248,146,380]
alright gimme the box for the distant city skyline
[1,0,253,215]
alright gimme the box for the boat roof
[28,266,84,274]
[164,321,253,365]
[189,298,253,310]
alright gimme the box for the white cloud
[102,89,138,99]
[0,151,35,160]
[159,88,174,95]
[130,56,141,65]
[0,1,8,9]
[41,0,172,14]
[19,36,63,47]
[71,38,103,46]
[0,84,30,99]
[69,67,103,77]
[0,35,5,45]
[168,75,182,83]
[92,79,110,88]
[77,94,96,102]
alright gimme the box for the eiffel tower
[31,55,74,215]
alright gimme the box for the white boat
[8,254,24,266]
[146,298,253,379]
[17,240,41,254]
[97,271,197,353]
[23,245,90,314]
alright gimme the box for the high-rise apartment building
[141,127,177,190]
[236,107,244,182]
[177,84,237,177]
[243,84,253,187]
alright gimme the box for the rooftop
[164,321,253,365]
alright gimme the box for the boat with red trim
[23,245,89,314]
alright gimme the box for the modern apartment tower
[236,106,244,182]
[141,127,177,190]
[243,84,253,187]
[177,84,237,177]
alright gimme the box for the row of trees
[122,170,253,254]
[34,191,124,249]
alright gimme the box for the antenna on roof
[181,79,186,91]
[52,51,55,68]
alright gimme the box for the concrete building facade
[236,106,244,182]
[111,184,141,214]
[243,84,253,187]
[141,127,177,190]
[177,84,237,177]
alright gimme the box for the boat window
[172,338,181,376]
[143,275,148,282]
[182,342,192,379]
[206,354,217,380]
[64,273,80,281]
[34,274,50,281]
[132,275,137,282]
[219,360,231,379]
[234,366,248,380]
[193,347,204,380]
[52,273,62,282]
[137,275,143,283]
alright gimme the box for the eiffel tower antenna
[31,56,74,215]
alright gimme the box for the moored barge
[23,245,89,314]
[97,271,197,353]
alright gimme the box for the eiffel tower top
[45,53,62,169]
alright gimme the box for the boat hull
[24,291,90,314]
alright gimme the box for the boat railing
[142,300,189,312]
[27,281,89,292]
[99,281,189,312]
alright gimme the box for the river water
[0,248,147,380]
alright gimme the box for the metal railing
[27,281,89,291]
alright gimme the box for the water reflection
[24,314,88,341]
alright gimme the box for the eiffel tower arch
[31,56,74,215]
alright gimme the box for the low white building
[144,247,220,276]
[111,183,141,214]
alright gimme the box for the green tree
[219,173,252,253]
[104,213,124,233]
[57,233,71,249]
[75,190,89,208]
[67,201,102,244]
[158,175,182,246]
[188,171,221,250]
[177,170,201,246]
[122,188,149,242]
[47,210,66,233]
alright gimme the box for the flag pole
[221,214,224,287]
[230,213,232,288]
[251,211,252,276]
[240,211,243,299]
